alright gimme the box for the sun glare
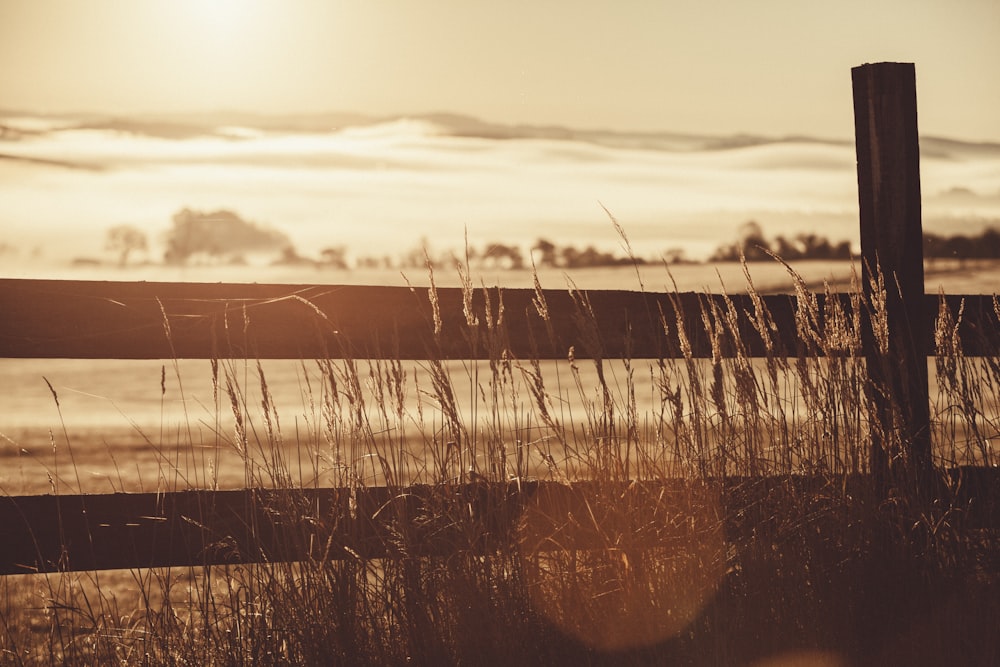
[180,0,256,32]
[157,0,279,53]
[138,0,296,108]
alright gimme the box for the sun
[85,0,350,112]
[157,0,277,46]
[132,0,289,108]
[179,0,261,33]
[164,0,280,67]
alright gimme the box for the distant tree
[796,233,834,259]
[320,245,349,269]
[708,243,740,262]
[163,209,290,265]
[832,239,852,259]
[773,235,799,260]
[561,244,615,268]
[532,238,558,267]
[481,243,524,269]
[561,245,582,268]
[105,224,148,267]
[662,247,691,265]
[711,221,770,262]
[772,233,851,260]
[711,221,851,262]
[737,221,771,261]
[508,244,525,269]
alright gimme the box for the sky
[1,0,999,142]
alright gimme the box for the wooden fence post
[852,62,932,497]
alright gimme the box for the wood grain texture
[853,62,933,488]
[2,278,996,360]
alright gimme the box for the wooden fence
[1,63,998,575]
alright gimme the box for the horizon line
[3,107,1000,147]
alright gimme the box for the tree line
[924,228,1000,262]
[708,220,852,262]
[101,209,655,270]
[99,208,1000,270]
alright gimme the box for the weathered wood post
[852,62,932,497]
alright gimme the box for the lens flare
[518,480,726,652]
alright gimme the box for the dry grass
[2,256,1000,666]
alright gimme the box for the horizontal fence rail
[3,471,998,575]
[2,278,998,360]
